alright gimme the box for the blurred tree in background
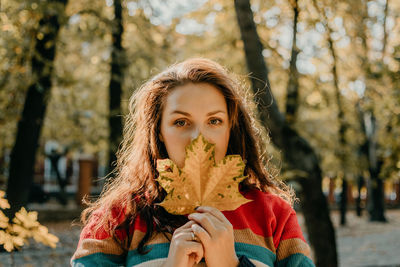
[234,0,336,265]
[2,0,68,218]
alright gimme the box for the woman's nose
[190,127,200,141]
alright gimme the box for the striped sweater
[71,189,314,266]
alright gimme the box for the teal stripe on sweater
[126,243,169,266]
[72,242,278,266]
[276,253,315,267]
[126,242,276,266]
[234,242,276,266]
[72,252,125,267]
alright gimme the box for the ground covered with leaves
[0,209,399,266]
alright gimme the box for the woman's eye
[174,120,187,127]
[209,118,222,125]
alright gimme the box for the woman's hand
[188,206,239,267]
[163,220,204,267]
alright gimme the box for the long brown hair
[81,58,294,254]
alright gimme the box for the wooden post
[76,156,94,206]
[347,182,354,204]
[328,178,335,204]
[394,180,400,205]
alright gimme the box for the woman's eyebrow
[170,110,191,116]
[170,110,225,116]
[206,110,225,116]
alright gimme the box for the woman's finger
[195,206,230,224]
[181,220,196,228]
[174,220,196,234]
[188,212,221,236]
[170,227,205,266]
[187,240,204,264]
[174,228,202,243]
[191,223,211,246]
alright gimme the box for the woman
[71,58,315,267]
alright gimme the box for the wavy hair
[81,58,294,254]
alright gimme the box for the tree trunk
[381,0,389,61]
[285,0,300,124]
[107,0,125,174]
[368,0,389,221]
[313,0,352,226]
[363,112,387,221]
[6,0,68,218]
[357,0,387,222]
[340,178,347,225]
[367,169,386,221]
[234,0,337,266]
[324,12,348,225]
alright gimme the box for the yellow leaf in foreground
[13,208,39,229]
[32,225,59,248]
[0,211,9,228]
[0,231,24,252]
[0,194,59,252]
[0,191,10,209]
[156,134,252,215]
[11,224,31,239]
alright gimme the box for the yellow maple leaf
[13,208,40,229]
[11,223,31,239]
[0,231,24,252]
[156,134,252,215]
[32,225,59,248]
[0,191,10,210]
[0,194,59,252]
[0,211,9,229]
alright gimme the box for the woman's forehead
[163,83,228,115]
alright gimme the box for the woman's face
[160,82,230,168]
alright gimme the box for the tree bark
[381,0,389,61]
[357,0,387,222]
[340,178,347,225]
[108,0,125,174]
[367,168,386,221]
[6,0,68,218]
[329,38,348,225]
[234,0,337,266]
[318,1,349,225]
[364,112,387,221]
[285,0,300,124]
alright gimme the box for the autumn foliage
[0,191,59,252]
